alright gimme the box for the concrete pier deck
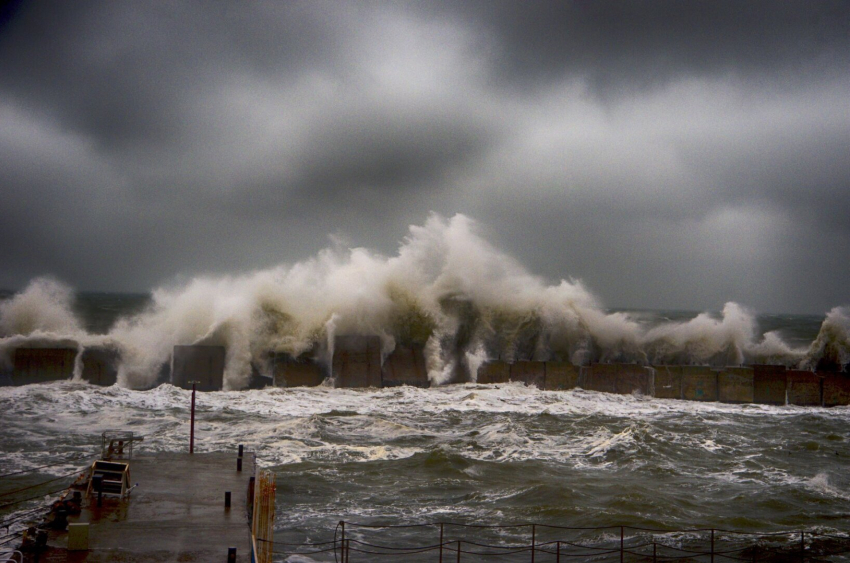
[43,451,254,562]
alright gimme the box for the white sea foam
[0,214,845,389]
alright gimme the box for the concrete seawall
[2,341,848,406]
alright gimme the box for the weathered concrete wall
[172,345,225,391]
[753,365,787,405]
[681,367,718,401]
[382,344,429,388]
[616,364,653,395]
[652,366,682,399]
[81,347,119,386]
[477,360,510,384]
[786,370,822,406]
[13,348,76,385]
[273,352,324,387]
[718,367,754,403]
[544,362,579,390]
[333,335,382,388]
[822,374,850,407]
[510,361,545,389]
[583,363,619,393]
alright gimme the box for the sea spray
[0,214,846,389]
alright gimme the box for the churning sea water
[1,382,848,561]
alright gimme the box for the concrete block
[68,522,89,551]
[718,367,754,403]
[12,348,76,385]
[273,353,324,387]
[616,364,653,395]
[786,370,822,406]
[544,362,579,390]
[477,360,510,384]
[333,335,382,388]
[652,366,682,399]
[81,347,119,386]
[823,374,850,407]
[382,344,429,388]
[172,345,225,391]
[681,366,718,401]
[753,365,787,405]
[583,364,619,394]
[510,361,545,389]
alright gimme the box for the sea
[1,217,848,560]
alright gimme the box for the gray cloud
[0,0,847,314]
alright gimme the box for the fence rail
[265,521,850,562]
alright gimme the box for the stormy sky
[0,0,847,314]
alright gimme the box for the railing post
[345,538,350,563]
[439,523,444,563]
[800,531,805,562]
[711,528,714,563]
[620,526,624,563]
[190,382,197,454]
[457,539,461,563]
[531,524,536,563]
[339,521,345,561]
[557,540,561,563]
[653,542,657,563]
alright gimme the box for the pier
[13,450,266,562]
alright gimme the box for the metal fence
[268,521,850,562]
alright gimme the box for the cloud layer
[0,0,847,314]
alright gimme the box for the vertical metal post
[238,444,244,458]
[457,540,461,563]
[620,526,624,563]
[190,382,197,454]
[711,528,714,563]
[237,457,243,472]
[653,542,657,563]
[340,521,345,561]
[531,524,536,563]
[557,541,561,563]
[439,523,444,563]
[800,531,805,562]
[224,491,231,509]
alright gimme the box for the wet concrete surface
[40,451,255,562]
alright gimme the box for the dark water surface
[1,382,848,561]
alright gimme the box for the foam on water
[0,214,847,389]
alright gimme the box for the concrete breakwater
[1,337,848,406]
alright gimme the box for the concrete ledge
[273,352,324,387]
[510,361,545,389]
[333,335,382,388]
[753,365,787,405]
[652,366,682,399]
[718,367,754,403]
[786,370,822,406]
[477,360,510,384]
[583,364,618,393]
[382,344,429,388]
[544,362,579,390]
[823,374,850,407]
[681,367,718,401]
[172,345,225,391]
[81,347,120,386]
[13,348,76,385]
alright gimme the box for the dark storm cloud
[430,0,850,92]
[0,0,847,313]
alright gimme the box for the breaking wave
[0,214,847,388]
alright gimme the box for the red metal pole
[190,382,196,454]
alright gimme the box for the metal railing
[266,521,850,562]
